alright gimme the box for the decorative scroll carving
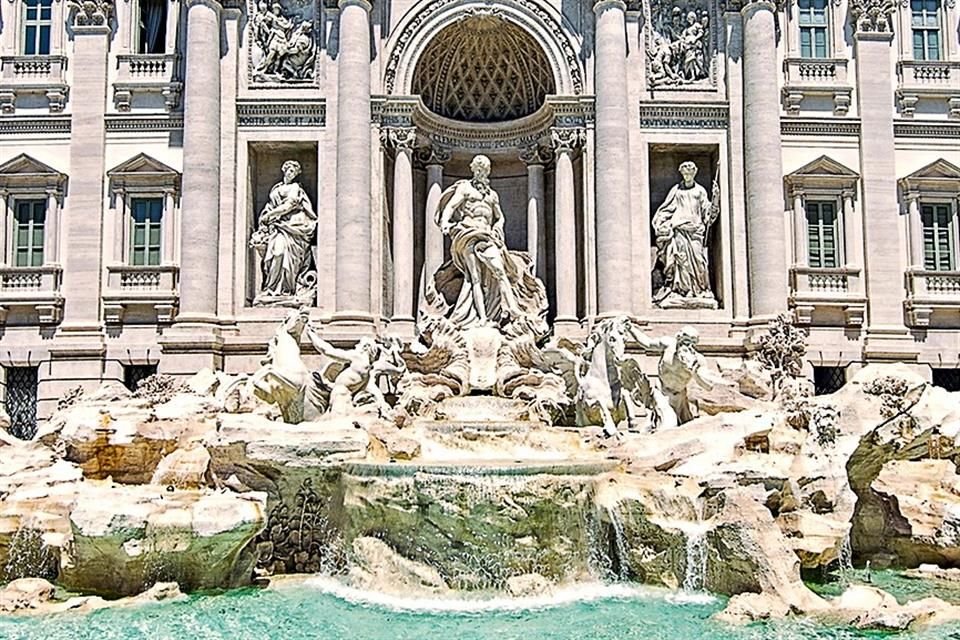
[380,127,417,151]
[519,144,551,165]
[67,0,113,26]
[248,0,317,83]
[849,0,896,34]
[645,0,717,90]
[417,144,453,166]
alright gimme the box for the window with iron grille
[806,200,839,268]
[798,0,828,59]
[921,203,954,271]
[813,366,845,395]
[932,368,960,392]
[911,0,941,61]
[130,197,163,266]
[123,364,158,392]
[4,366,38,440]
[13,198,46,267]
[21,0,53,56]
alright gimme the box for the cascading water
[681,527,707,592]
[3,527,56,582]
[838,531,853,585]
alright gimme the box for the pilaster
[382,126,417,336]
[551,126,586,331]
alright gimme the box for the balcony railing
[789,266,865,326]
[113,54,182,112]
[896,60,960,118]
[103,264,179,323]
[0,55,68,113]
[782,57,852,116]
[0,265,63,324]
[905,269,960,327]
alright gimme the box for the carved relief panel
[247,0,318,84]
[645,0,719,90]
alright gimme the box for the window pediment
[784,155,859,194]
[0,153,67,195]
[899,158,960,194]
[107,153,181,195]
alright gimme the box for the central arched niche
[411,13,556,123]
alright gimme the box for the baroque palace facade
[0,0,958,431]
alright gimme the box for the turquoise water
[2,580,960,640]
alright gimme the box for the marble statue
[250,307,312,423]
[424,155,548,338]
[651,160,720,309]
[250,160,318,307]
[251,2,316,82]
[646,1,712,88]
[633,325,714,427]
[303,325,404,418]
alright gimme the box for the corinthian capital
[67,0,114,27]
[849,0,896,34]
[380,127,417,152]
[550,127,586,155]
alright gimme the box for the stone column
[383,127,416,332]
[842,189,863,274]
[593,0,632,316]
[519,145,549,279]
[61,2,112,329]
[552,127,586,329]
[177,0,222,322]
[162,189,177,265]
[905,192,924,269]
[0,191,6,265]
[850,1,907,344]
[334,0,373,323]
[741,0,788,318]
[420,146,450,284]
[791,188,805,266]
[44,189,59,263]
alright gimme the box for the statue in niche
[646,0,713,88]
[423,154,548,338]
[251,1,316,82]
[651,160,720,309]
[250,159,318,307]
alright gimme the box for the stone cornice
[780,117,860,137]
[638,103,728,129]
[849,0,896,35]
[237,99,326,127]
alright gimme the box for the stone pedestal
[741,1,788,318]
[593,0,632,316]
[178,0,222,323]
[333,0,374,325]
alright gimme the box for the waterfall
[3,527,55,581]
[586,502,630,582]
[839,531,853,585]
[606,505,631,581]
[681,528,706,592]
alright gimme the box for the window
[813,366,845,395]
[13,199,46,267]
[22,0,53,56]
[123,364,158,392]
[798,0,828,59]
[136,0,168,54]
[933,368,960,392]
[921,203,954,271]
[4,366,38,440]
[129,197,163,266]
[911,0,941,61]
[806,200,839,268]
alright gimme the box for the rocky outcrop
[346,536,448,595]
[0,579,185,617]
[59,483,266,597]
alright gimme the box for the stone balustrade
[0,55,69,113]
[789,266,865,326]
[905,269,960,327]
[0,265,63,324]
[113,53,182,112]
[896,60,960,119]
[102,264,179,324]
[782,57,852,116]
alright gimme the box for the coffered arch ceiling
[411,14,556,123]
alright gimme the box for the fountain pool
[2,579,959,640]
